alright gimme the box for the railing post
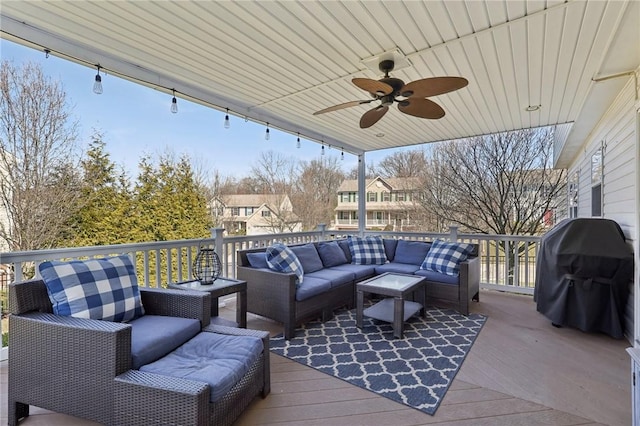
[211,227,225,256]
[317,224,327,241]
[448,225,459,241]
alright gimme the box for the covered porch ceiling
[1,1,638,168]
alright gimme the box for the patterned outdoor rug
[270,305,486,415]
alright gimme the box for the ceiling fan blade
[400,77,469,98]
[398,98,445,119]
[352,78,393,96]
[360,105,389,128]
[313,99,374,115]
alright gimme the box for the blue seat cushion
[414,269,460,285]
[305,269,355,288]
[129,315,201,369]
[140,331,263,403]
[337,239,353,263]
[383,239,398,262]
[316,241,348,267]
[329,264,376,280]
[394,240,432,265]
[290,243,324,273]
[295,276,332,301]
[375,262,420,275]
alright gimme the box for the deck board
[0,290,630,426]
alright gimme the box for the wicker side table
[169,278,247,328]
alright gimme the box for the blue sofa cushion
[316,241,348,267]
[337,239,353,263]
[140,331,263,403]
[296,276,332,301]
[421,239,475,276]
[129,315,201,369]
[246,252,268,269]
[329,264,376,280]
[290,243,324,273]
[383,239,398,262]
[305,269,355,288]
[348,235,387,265]
[414,269,460,285]
[266,243,304,284]
[394,239,432,265]
[39,254,144,322]
[375,263,421,275]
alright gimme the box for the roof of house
[218,194,290,208]
[337,177,421,192]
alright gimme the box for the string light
[321,144,325,155]
[296,133,301,148]
[170,89,178,113]
[265,123,270,140]
[44,49,50,59]
[93,65,103,94]
[341,150,344,160]
[224,108,230,129]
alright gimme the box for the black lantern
[193,246,221,284]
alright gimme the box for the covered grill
[534,218,633,339]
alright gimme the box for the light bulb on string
[170,89,178,113]
[321,144,325,156]
[224,108,230,129]
[265,123,270,141]
[93,65,103,94]
[296,133,301,149]
[341,150,344,160]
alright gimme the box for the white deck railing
[0,226,541,357]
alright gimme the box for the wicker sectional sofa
[236,238,480,339]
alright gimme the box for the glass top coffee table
[356,272,427,338]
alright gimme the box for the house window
[591,147,603,217]
[396,192,405,202]
[231,207,239,216]
[381,191,390,202]
[244,207,255,215]
[568,172,578,218]
[367,192,377,202]
[261,210,271,217]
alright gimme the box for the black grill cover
[534,218,633,338]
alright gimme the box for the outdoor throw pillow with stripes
[266,243,304,285]
[39,254,145,322]
[347,235,387,265]
[420,239,475,276]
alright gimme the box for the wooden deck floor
[1,290,631,425]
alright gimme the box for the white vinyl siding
[565,77,637,342]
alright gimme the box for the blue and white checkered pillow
[347,235,387,265]
[420,240,475,276]
[39,254,145,322]
[266,243,304,284]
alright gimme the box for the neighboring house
[211,194,302,236]
[333,177,421,231]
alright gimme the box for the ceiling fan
[313,59,468,128]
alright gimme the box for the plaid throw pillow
[266,243,304,284]
[347,235,387,265]
[39,254,145,322]
[420,240,475,276]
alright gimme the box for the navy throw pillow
[316,241,348,267]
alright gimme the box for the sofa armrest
[459,256,481,306]
[237,266,297,322]
[140,287,211,327]
[114,369,209,426]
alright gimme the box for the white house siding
[566,76,638,342]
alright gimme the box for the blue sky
[1,38,407,180]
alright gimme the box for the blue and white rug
[270,305,486,415]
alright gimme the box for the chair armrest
[459,256,481,301]
[9,312,133,392]
[140,287,211,327]
[114,370,209,426]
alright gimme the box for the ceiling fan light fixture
[525,105,541,112]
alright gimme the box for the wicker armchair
[8,279,270,426]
